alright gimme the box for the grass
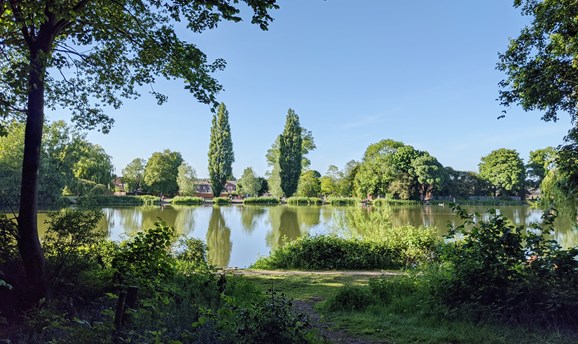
[238,272,578,344]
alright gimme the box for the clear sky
[48,0,573,179]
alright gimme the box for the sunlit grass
[239,272,578,344]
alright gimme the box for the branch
[8,0,33,47]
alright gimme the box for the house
[195,180,236,198]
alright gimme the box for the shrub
[212,197,231,205]
[172,196,204,205]
[243,197,280,205]
[252,234,432,270]
[326,197,359,206]
[286,197,323,206]
[111,220,176,288]
[0,215,18,264]
[176,237,210,271]
[42,209,106,282]
[435,206,578,325]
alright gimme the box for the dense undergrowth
[243,196,280,205]
[0,209,323,343]
[170,196,204,205]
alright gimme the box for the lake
[37,204,578,268]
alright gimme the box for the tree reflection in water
[266,206,321,250]
[240,206,266,233]
[206,206,232,267]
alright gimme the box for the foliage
[77,195,158,206]
[354,139,446,200]
[171,196,204,205]
[326,284,375,312]
[286,197,323,206]
[177,161,198,196]
[243,197,280,205]
[441,167,488,199]
[478,148,526,196]
[237,167,261,197]
[498,0,578,122]
[326,197,359,206]
[143,149,184,196]
[296,170,321,197]
[111,220,176,287]
[176,237,210,272]
[527,147,556,188]
[436,206,578,325]
[122,158,146,193]
[208,103,235,197]
[252,231,436,270]
[0,214,19,264]
[212,197,232,205]
[42,209,106,282]
[279,109,303,197]
[370,198,419,206]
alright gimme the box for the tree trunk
[17,54,47,299]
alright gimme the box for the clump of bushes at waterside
[323,206,578,330]
[77,195,159,206]
[243,196,280,205]
[0,209,321,343]
[326,197,359,206]
[286,197,323,206]
[212,197,231,205]
[171,196,204,205]
[370,198,420,206]
[252,226,439,270]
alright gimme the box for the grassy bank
[241,272,577,344]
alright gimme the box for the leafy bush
[243,197,280,205]
[286,197,323,206]
[43,209,106,283]
[111,220,176,288]
[212,197,231,205]
[172,196,204,205]
[0,214,18,264]
[176,237,210,271]
[326,197,359,206]
[252,234,435,270]
[435,206,578,325]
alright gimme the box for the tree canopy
[122,158,146,193]
[478,148,526,197]
[208,103,234,197]
[0,0,279,296]
[143,149,183,196]
[278,109,302,197]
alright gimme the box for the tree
[208,103,235,197]
[479,149,526,197]
[411,153,446,201]
[177,162,197,196]
[297,170,321,197]
[278,109,303,197]
[143,150,183,196]
[238,167,261,197]
[527,147,556,188]
[122,158,146,193]
[498,0,578,122]
[0,0,278,296]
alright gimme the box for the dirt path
[226,269,396,343]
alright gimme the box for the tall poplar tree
[208,103,235,197]
[279,109,302,197]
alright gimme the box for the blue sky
[49,0,573,178]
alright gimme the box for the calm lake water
[37,205,578,268]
